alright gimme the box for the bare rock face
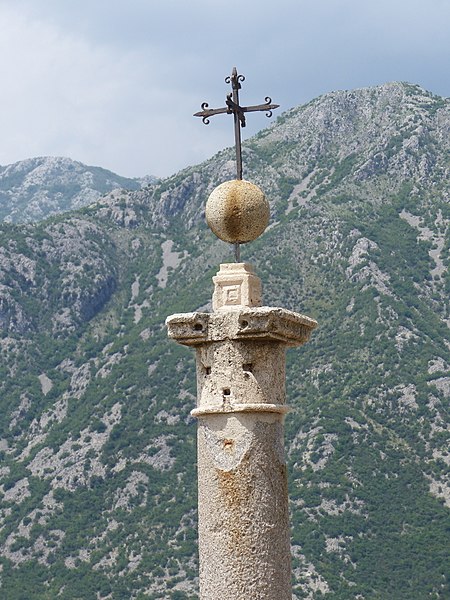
[0,217,118,335]
[0,156,154,223]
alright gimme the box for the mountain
[0,156,157,223]
[0,82,449,600]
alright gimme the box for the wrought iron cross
[194,67,279,180]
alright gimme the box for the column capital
[166,306,317,348]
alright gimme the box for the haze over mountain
[0,82,448,599]
[0,156,156,224]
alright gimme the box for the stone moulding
[191,402,291,417]
[165,306,317,348]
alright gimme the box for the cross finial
[194,67,279,181]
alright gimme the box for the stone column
[166,263,316,600]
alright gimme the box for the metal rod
[230,68,243,180]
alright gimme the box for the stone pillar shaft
[166,264,317,600]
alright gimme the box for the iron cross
[194,67,279,180]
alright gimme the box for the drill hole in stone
[242,363,253,372]
[223,388,231,396]
[194,323,203,331]
[205,367,211,375]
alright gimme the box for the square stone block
[212,263,262,311]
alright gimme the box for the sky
[0,0,449,179]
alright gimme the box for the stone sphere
[205,179,270,244]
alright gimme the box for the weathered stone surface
[194,338,287,415]
[205,180,270,243]
[197,413,291,599]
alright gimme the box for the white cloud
[0,4,190,176]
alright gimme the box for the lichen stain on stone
[223,438,235,450]
[222,185,243,242]
[216,458,253,551]
[217,464,247,510]
[205,179,269,243]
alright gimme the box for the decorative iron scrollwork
[194,67,279,179]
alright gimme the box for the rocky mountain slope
[0,82,449,600]
[0,156,156,223]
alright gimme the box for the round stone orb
[205,179,270,244]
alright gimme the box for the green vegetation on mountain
[0,82,449,599]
